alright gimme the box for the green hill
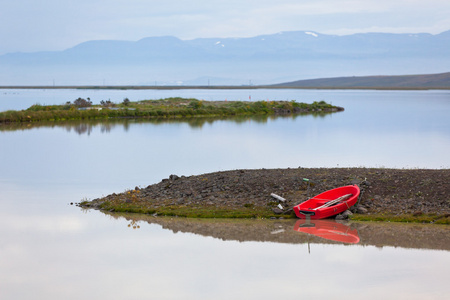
[273,72,450,89]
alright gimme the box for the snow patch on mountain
[305,32,318,37]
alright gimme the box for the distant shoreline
[1,85,449,90]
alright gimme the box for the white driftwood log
[270,193,286,202]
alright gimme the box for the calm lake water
[1,89,449,299]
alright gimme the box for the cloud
[0,215,86,233]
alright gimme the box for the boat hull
[293,185,360,219]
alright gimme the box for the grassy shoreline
[0,97,343,124]
[80,201,449,224]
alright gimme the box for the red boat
[294,219,360,244]
[293,185,360,219]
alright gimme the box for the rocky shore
[80,168,450,223]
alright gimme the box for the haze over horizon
[1,0,450,55]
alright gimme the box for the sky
[1,0,450,55]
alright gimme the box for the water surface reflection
[294,219,360,244]
[100,211,450,251]
[0,112,335,134]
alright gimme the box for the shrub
[73,97,92,107]
[122,98,130,106]
[188,100,203,109]
[100,100,115,107]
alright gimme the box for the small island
[0,97,343,123]
[79,168,450,224]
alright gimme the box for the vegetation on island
[81,199,284,219]
[80,191,450,224]
[0,97,343,124]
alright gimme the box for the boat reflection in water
[294,219,360,244]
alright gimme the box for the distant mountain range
[1,30,450,85]
[272,72,450,89]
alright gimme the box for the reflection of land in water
[0,112,334,134]
[102,211,450,251]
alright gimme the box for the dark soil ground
[80,168,450,223]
